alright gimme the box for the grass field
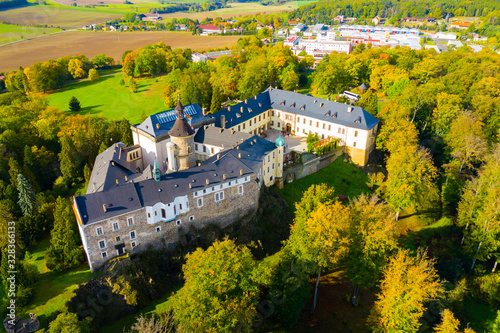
[0,23,62,45]
[48,72,171,124]
[17,237,94,328]
[0,31,241,71]
[278,156,371,214]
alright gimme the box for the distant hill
[0,0,28,10]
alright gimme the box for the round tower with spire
[167,99,196,171]
[275,133,284,188]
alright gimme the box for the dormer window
[258,103,263,107]
[290,103,295,108]
[280,101,285,106]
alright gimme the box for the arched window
[188,146,192,154]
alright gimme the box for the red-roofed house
[197,25,222,35]
[284,36,300,47]
[141,13,162,21]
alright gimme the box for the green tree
[48,312,91,333]
[367,249,444,333]
[88,68,99,81]
[68,58,87,79]
[434,309,460,333]
[170,239,258,332]
[346,194,399,304]
[16,173,37,217]
[69,96,81,112]
[45,197,83,271]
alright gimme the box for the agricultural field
[48,73,174,124]
[0,22,62,44]
[0,31,241,71]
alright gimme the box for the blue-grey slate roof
[194,126,253,148]
[132,103,211,138]
[211,88,379,131]
[75,135,275,226]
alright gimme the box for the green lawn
[278,156,371,214]
[28,0,166,15]
[48,72,170,124]
[0,23,62,45]
[19,237,94,329]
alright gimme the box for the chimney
[116,179,119,185]
[217,154,221,160]
[125,176,128,182]
[238,153,242,159]
[314,100,317,103]
[320,103,324,107]
[240,106,244,113]
[103,204,107,213]
[220,128,223,133]
[254,95,257,100]
[251,141,254,146]
[221,115,225,129]
[237,146,240,150]
[206,179,210,185]
[202,107,207,116]
[111,161,115,166]
[93,183,96,192]
[240,169,243,176]
[245,99,247,104]
[227,106,231,111]
[156,123,160,129]
[347,107,353,113]
[231,129,235,135]
[189,183,192,189]
[197,162,201,166]
[223,174,226,180]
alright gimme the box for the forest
[1,33,500,331]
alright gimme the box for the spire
[153,158,160,182]
[175,99,184,120]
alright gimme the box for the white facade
[297,40,352,55]
[146,195,190,224]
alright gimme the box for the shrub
[88,68,99,81]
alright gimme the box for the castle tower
[167,100,196,171]
[275,134,284,188]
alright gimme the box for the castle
[73,88,379,271]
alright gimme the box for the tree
[17,174,37,217]
[92,53,114,69]
[345,194,398,304]
[88,68,99,81]
[383,143,439,219]
[48,312,91,333]
[367,249,444,333]
[69,96,81,112]
[434,309,460,333]
[445,111,487,173]
[170,240,258,332]
[45,197,83,271]
[127,312,175,333]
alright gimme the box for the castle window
[259,115,261,121]
[96,227,103,236]
[328,125,331,131]
[189,216,194,221]
[297,117,300,122]
[238,185,243,194]
[203,189,206,194]
[116,236,120,242]
[113,222,119,231]
[354,131,358,137]
[161,209,166,218]
[353,142,357,148]
[303,129,306,134]
[277,112,280,117]
[203,146,206,153]
[179,203,183,210]
[99,240,106,249]
[342,129,345,134]
[188,146,192,153]
[131,241,136,248]
[220,184,223,189]
[243,123,246,130]
[148,213,151,218]
[271,121,274,126]
[323,123,325,129]
[273,163,275,169]
[211,147,214,154]
[198,198,203,207]
[263,113,266,119]
[101,252,107,258]
[272,110,274,116]
[338,128,341,134]
[273,152,275,158]
[278,122,280,128]
[316,122,319,128]
[156,226,161,232]
[176,220,181,226]
[303,118,305,124]
[155,211,157,216]
[215,191,224,202]
[297,127,300,132]
[195,144,198,151]
[130,231,136,240]
[245,177,249,181]
[268,167,270,173]
[127,217,134,226]
[238,125,241,131]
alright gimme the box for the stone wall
[84,175,259,271]
[171,134,196,170]
[283,148,342,183]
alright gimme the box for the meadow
[0,22,62,45]
[48,72,171,124]
[0,31,241,71]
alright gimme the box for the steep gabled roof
[194,126,253,148]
